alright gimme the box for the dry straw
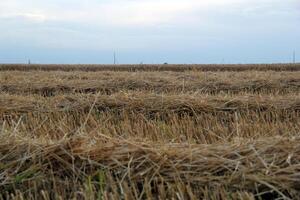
[0,67,299,199]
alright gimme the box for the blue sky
[0,0,299,64]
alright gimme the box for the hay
[0,133,300,199]
[0,93,299,115]
[1,71,299,96]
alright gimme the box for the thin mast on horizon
[114,51,116,65]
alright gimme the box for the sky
[0,0,299,64]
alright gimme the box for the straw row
[0,133,300,199]
[1,71,299,96]
[0,93,299,115]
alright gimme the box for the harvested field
[0,63,300,72]
[0,65,300,199]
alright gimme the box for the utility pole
[113,51,116,65]
[28,59,31,65]
[293,50,296,64]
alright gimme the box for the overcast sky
[0,0,299,64]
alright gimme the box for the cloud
[0,0,298,28]
[1,0,298,32]
[0,12,46,22]
[0,0,254,26]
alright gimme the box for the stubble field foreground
[0,64,300,200]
